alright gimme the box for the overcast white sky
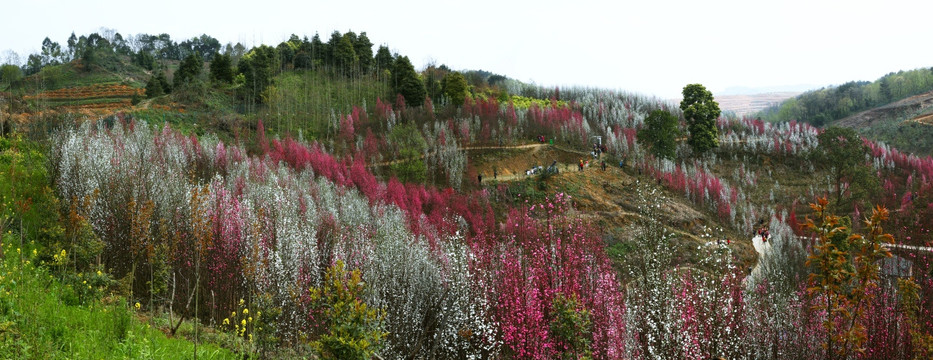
[2,0,931,98]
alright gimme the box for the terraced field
[25,83,143,115]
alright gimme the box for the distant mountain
[715,92,801,118]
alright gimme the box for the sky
[2,0,932,99]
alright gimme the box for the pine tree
[355,32,374,72]
[392,56,425,106]
[209,52,233,83]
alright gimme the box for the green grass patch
[0,237,236,359]
[129,108,204,136]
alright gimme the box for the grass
[0,236,236,359]
[129,108,205,136]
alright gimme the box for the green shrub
[309,260,387,360]
[550,293,593,360]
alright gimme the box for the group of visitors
[592,143,608,159]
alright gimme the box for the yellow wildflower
[97,270,102,276]
[135,302,141,310]
[241,319,246,327]
[239,298,244,306]
[248,317,252,323]
[223,318,230,325]
[243,308,248,315]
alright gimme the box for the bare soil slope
[835,90,933,129]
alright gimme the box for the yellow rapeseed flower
[243,308,248,315]
[239,298,244,306]
[241,319,246,327]
[222,318,230,325]
[97,270,102,276]
[135,302,141,310]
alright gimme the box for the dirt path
[748,235,769,281]
[368,143,553,168]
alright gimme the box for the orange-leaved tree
[804,197,894,359]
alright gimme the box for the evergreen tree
[25,54,43,76]
[145,74,164,98]
[638,109,680,162]
[680,83,720,155]
[441,71,467,106]
[325,31,342,66]
[174,53,203,88]
[134,51,155,70]
[310,33,326,68]
[157,71,172,94]
[237,45,278,103]
[334,34,358,75]
[66,32,78,61]
[355,32,374,71]
[392,56,425,106]
[209,52,233,83]
[374,45,393,72]
[40,37,62,66]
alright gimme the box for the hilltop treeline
[758,67,933,125]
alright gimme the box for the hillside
[757,67,933,127]
[2,29,933,359]
[834,90,933,155]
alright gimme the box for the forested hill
[756,67,933,126]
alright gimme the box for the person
[601,161,606,171]
[493,169,498,180]
[578,159,584,172]
[477,174,482,185]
